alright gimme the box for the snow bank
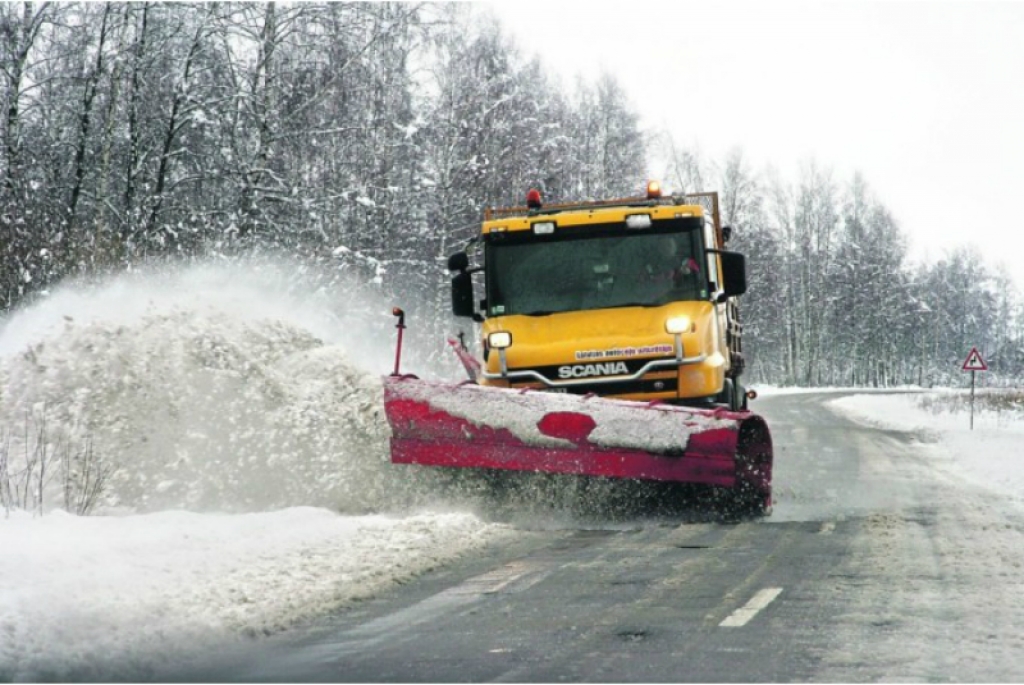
[828,392,1024,504]
[0,507,512,681]
[0,260,517,680]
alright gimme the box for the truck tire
[720,378,747,412]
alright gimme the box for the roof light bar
[526,189,542,210]
[625,214,652,230]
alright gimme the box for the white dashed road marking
[719,588,784,627]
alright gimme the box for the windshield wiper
[609,301,663,309]
[516,303,662,316]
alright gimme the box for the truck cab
[449,185,750,411]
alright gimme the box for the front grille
[511,376,678,397]
[522,358,661,383]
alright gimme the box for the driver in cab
[644,235,700,296]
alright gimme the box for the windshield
[485,220,706,316]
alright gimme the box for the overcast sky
[486,0,1024,289]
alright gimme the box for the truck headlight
[665,316,692,334]
[488,331,512,349]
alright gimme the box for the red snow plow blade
[383,375,773,513]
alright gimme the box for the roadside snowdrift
[0,261,515,681]
[829,392,1024,505]
[0,508,508,681]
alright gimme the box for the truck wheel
[723,378,746,412]
[718,378,735,408]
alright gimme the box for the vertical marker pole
[391,307,406,377]
[970,369,976,431]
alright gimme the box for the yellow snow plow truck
[383,183,773,515]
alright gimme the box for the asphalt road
[169,392,1024,682]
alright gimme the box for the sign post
[961,347,988,430]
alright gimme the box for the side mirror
[719,251,747,298]
[452,271,475,318]
[448,252,469,272]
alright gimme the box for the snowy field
[1,263,1023,680]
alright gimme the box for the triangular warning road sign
[962,347,988,371]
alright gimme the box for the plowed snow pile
[0,261,515,681]
[0,261,442,512]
